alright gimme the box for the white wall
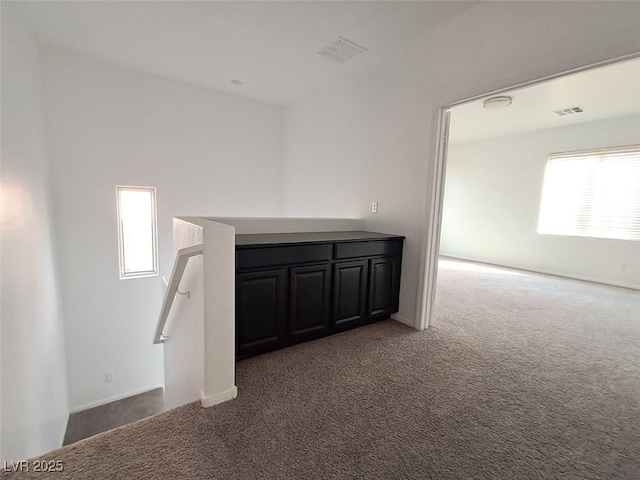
[0,15,69,460]
[41,47,285,410]
[441,116,640,289]
[283,1,640,325]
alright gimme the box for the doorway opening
[419,53,640,330]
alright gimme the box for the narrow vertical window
[117,186,158,279]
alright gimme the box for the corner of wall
[1,12,70,460]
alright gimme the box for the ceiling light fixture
[483,96,513,109]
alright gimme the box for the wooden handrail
[153,244,203,344]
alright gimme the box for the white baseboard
[200,386,238,408]
[69,384,164,414]
[440,254,640,291]
[391,313,416,329]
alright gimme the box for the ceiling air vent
[319,37,368,63]
[553,106,584,116]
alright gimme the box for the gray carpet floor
[63,388,166,446]
[4,259,639,479]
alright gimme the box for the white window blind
[537,145,640,241]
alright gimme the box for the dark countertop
[235,231,405,248]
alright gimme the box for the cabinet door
[367,257,399,321]
[289,264,331,343]
[236,269,286,358]
[332,260,368,330]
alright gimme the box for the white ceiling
[5,1,475,105]
[450,57,640,143]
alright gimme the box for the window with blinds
[537,145,640,241]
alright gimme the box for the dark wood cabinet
[235,231,404,359]
[333,260,368,329]
[236,269,287,358]
[289,264,331,343]
[368,257,400,321]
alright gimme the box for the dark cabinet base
[289,264,331,343]
[333,260,368,330]
[235,231,404,359]
[236,269,287,358]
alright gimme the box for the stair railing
[153,244,203,344]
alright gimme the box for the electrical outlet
[371,202,378,213]
[105,371,115,383]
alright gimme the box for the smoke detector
[319,37,368,63]
[553,106,584,116]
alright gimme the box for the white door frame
[416,52,640,331]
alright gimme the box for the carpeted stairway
[4,259,639,479]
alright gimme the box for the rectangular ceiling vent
[319,37,368,63]
[553,106,584,116]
